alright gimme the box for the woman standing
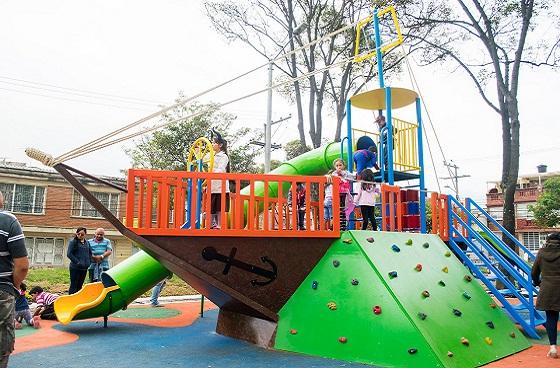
[532,232,560,359]
[66,227,91,294]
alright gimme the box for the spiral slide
[54,142,346,324]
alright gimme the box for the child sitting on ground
[29,286,59,320]
[14,283,40,329]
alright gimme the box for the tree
[530,177,560,228]
[399,0,560,250]
[284,139,311,160]
[126,99,262,173]
[205,0,403,148]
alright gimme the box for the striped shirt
[0,210,28,296]
[35,291,58,307]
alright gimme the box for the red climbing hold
[510,332,516,338]
[461,337,470,346]
[338,336,348,343]
[490,302,497,309]
[366,237,375,243]
[373,305,382,315]
[447,351,454,358]
[290,329,297,335]
[415,264,423,272]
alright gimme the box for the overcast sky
[1,1,559,203]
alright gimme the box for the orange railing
[125,169,340,238]
[431,192,449,241]
[380,184,403,231]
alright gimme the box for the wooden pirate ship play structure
[26,6,543,368]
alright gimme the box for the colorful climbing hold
[418,312,427,320]
[415,264,423,272]
[510,332,516,338]
[388,271,398,279]
[447,351,454,358]
[406,239,413,245]
[366,237,375,243]
[460,337,470,346]
[442,266,449,273]
[486,321,495,329]
[444,251,452,257]
[327,302,337,310]
[485,337,493,345]
[462,291,471,300]
[453,309,462,317]
[421,290,430,298]
[338,336,347,343]
[391,244,401,252]
[438,280,446,287]
[422,242,430,248]
[343,238,353,244]
[489,302,497,309]
[373,306,382,315]
[333,260,340,268]
[408,348,418,354]
[290,329,297,335]
[311,280,318,290]
[351,278,359,286]
[464,275,473,282]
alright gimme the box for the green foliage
[284,139,311,161]
[126,99,262,173]
[529,177,560,228]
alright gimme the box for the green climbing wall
[274,231,530,368]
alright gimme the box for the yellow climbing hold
[327,301,337,310]
[343,238,353,244]
[442,266,449,273]
[484,337,493,345]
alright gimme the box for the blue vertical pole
[416,97,426,233]
[385,87,394,185]
[346,99,353,173]
[373,9,385,88]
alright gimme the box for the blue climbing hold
[391,244,401,253]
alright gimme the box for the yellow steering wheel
[187,137,214,174]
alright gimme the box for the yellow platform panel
[54,282,120,324]
[350,87,418,110]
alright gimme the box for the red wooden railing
[125,169,340,238]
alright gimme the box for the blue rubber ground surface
[11,310,373,368]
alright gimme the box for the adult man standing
[88,228,112,282]
[0,191,29,368]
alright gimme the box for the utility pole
[440,160,471,200]
[264,23,307,173]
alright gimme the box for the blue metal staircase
[445,196,545,339]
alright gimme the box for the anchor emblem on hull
[201,247,277,286]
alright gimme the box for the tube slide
[54,143,345,324]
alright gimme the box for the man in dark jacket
[532,232,560,359]
[0,191,29,368]
[67,227,92,294]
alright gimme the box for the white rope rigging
[400,43,457,194]
[30,19,362,167]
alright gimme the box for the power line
[0,87,154,112]
[0,75,165,105]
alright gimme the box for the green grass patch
[24,268,197,296]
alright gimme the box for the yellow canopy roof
[350,87,418,110]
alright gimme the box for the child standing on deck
[323,170,334,230]
[353,169,379,231]
[327,159,354,231]
[207,129,230,229]
[288,183,306,230]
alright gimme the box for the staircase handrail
[449,197,532,276]
[448,201,534,298]
[465,198,536,262]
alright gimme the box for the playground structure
[40,6,544,368]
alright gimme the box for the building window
[0,183,45,214]
[25,237,65,266]
[71,190,119,218]
[516,203,534,219]
[487,207,503,220]
[522,232,547,253]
